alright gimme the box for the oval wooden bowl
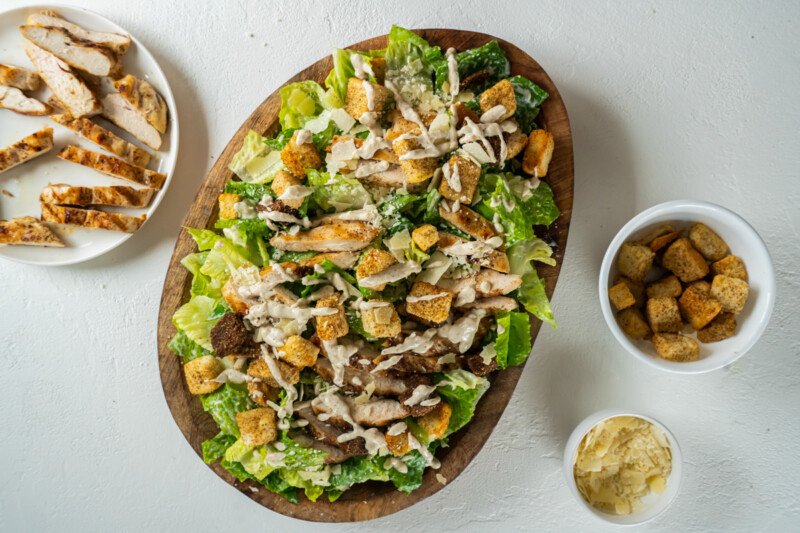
[157,29,573,522]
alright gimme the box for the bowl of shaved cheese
[563,410,683,525]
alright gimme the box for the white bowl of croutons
[599,200,775,373]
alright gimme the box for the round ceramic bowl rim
[563,409,683,526]
[0,3,180,267]
[598,200,776,374]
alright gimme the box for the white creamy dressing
[222,227,246,248]
[440,236,503,258]
[350,53,374,80]
[454,285,477,307]
[441,159,462,193]
[458,117,496,163]
[371,355,403,373]
[359,261,421,289]
[356,112,390,159]
[256,325,287,347]
[381,329,437,355]
[384,78,451,159]
[363,80,375,111]
[407,431,440,469]
[322,339,359,386]
[295,129,312,145]
[277,184,313,202]
[406,292,449,303]
[313,389,388,456]
[512,176,541,201]
[445,48,459,100]
[354,159,390,178]
[326,138,359,175]
[316,204,383,227]
[260,345,298,428]
[479,343,497,365]
[491,213,505,234]
[480,105,507,124]
[437,310,487,352]
[437,353,457,365]
[403,384,438,406]
[420,397,441,407]
[387,421,407,436]
[212,367,253,384]
[384,456,409,474]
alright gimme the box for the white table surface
[1,1,798,531]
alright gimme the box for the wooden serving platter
[157,29,573,522]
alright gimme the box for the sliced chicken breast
[50,114,151,167]
[113,75,168,133]
[457,296,519,313]
[0,216,63,247]
[20,25,119,77]
[0,85,51,116]
[270,222,381,252]
[295,407,368,461]
[356,166,427,192]
[299,251,360,270]
[40,184,155,208]
[25,43,100,118]
[57,145,166,189]
[41,203,146,233]
[0,128,53,174]
[26,10,131,55]
[439,203,498,241]
[101,93,162,150]
[313,358,410,397]
[437,270,522,298]
[437,232,510,273]
[0,64,41,91]
[311,395,411,427]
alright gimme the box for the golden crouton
[636,223,676,247]
[183,355,224,395]
[608,281,637,311]
[710,275,749,314]
[649,231,681,253]
[315,294,349,340]
[393,137,438,183]
[247,357,301,387]
[344,77,393,119]
[406,281,453,324]
[505,129,529,160]
[662,238,709,283]
[679,284,722,330]
[689,223,728,261]
[711,255,748,281]
[271,170,303,209]
[646,297,683,333]
[222,278,248,314]
[412,224,439,252]
[355,249,397,291]
[616,276,645,307]
[386,430,411,456]
[360,301,402,338]
[385,116,421,141]
[439,155,481,203]
[277,335,319,368]
[652,333,700,362]
[617,308,652,340]
[236,407,278,447]
[218,193,241,220]
[690,280,711,295]
[617,242,655,282]
[418,402,452,440]
[522,129,554,177]
[479,79,516,120]
[247,381,280,406]
[280,131,322,178]
[697,312,737,343]
[647,275,682,299]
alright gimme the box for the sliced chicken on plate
[270,221,381,252]
[101,93,162,150]
[0,85,51,116]
[456,296,519,313]
[437,269,522,298]
[113,75,168,134]
[50,114,151,167]
[25,43,101,118]
[19,25,119,77]
[40,184,155,208]
[439,203,498,241]
[311,394,415,427]
[41,203,146,233]
[0,216,63,247]
[57,145,166,189]
[26,10,131,55]
[0,64,41,91]
[0,128,54,174]
[313,357,411,397]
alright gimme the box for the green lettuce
[434,40,509,93]
[307,169,372,212]
[202,432,236,463]
[168,330,211,363]
[229,130,284,184]
[172,295,225,351]
[201,384,250,437]
[223,180,273,201]
[385,26,444,100]
[508,75,549,133]
[508,238,556,328]
[436,369,490,436]
[278,81,339,130]
[181,251,221,298]
[325,49,379,103]
[494,311,532,369]
[386,450,429,493]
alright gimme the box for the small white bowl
[599,200,775,373]
[563,409,683,526]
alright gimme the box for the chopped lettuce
[508,238,556,328]
[181,251,221,298]
[223,180,273,201]
[386,450,428,493]
[329,456,389,498]
[168,330,211,364]
[385,25,444,104]
[201,383,250,437]
[172,295,225,351]
[436,369,490,436]
[202,432,237,463]
[494,311,532,369]
[187,228,222,251]
[214,218,272,266]
[197,235,253,285]
[278,81,340,130]
[508,75,549,133]
[434,40,509,93]
[229,130,284,184]
[325,49,379,103]
[521,179,560,226]
[307,169,372,212]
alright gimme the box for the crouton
[271,170,304,209]
[479,79,516,120]
[247,381,280,406]
[647,275,682,299]
[280,131,322,177]
[355,249,397,291]
[386,430,411,456]
[711,255,748,281]
[247,357,301,387]
[393,137,438,183]
[662,238,709,282]
[689,223,728,261]
[453,102,480,128]
[617,308,652,340]
[697,312,737,343]
[690,280,711,295]
[616,277,646,307]
[222,278,248,314]
[218,193,241,220]
[649,231,681,253]
[277,335,319,368]
[679,284,722,330]
[236,407,278,447]
[608,281,637,311]
[412,224,439,252]
[406,281,453,324]
[439,155,481,203]
[710,275,749,314]
[646,297,683,333]
[344,77,392,119]
[617,242,655,281]
[652,333,700,362]
[636,224,676,246]
[505,129,528,160]
[183,355,224,395]
[522,129,554,177]
[361,301,402,338]
[315,294,349,340]
[418,402,452,440]
[386,115,421,141]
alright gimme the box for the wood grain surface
[157,29,574,522]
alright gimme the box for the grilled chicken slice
[311,395,411,427]
[437,270,522,298]
[457,296,519,313]
[26,10,131,55]
[378,353,458,374]
[101,93,162,150]
[288,428,366,465]
[50,114,151,167]
[113,75,168,134]
[41,203,146,233]
[0,216,63,247]
[57,146,166,189]
[356,166,427,192]
[439,203,497,241]
[0,64,40,91]
[437,232,510,273]
[25,43,100,118]
[313,357,411,397]
[40,184,155,208]
[0,85,51,116]
[270,222,381,252]
[300,251,359,270]
[0,128,53,174]
[20,25,119,77]
[295,407,368,462]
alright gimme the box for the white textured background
[1,1,799,531]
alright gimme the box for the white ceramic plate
[0,4,178,266]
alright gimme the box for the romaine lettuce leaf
[508,238,556,328]
[202,432,236,463]
[508,75,549,133]
[307,169,372,212]
[201,383,250,437]
[328,456,389,497]
[172,295,225,351]
[223,180,273,201]
[181,251,221,298]
[385,450,428,493]
[325,49,379,103]
[229,130,284,184]
[494,311,532,369]
[199,237,253,285]
[168,330,211,364]
[187,228,222,251]
[385,26,444,104]
[278,81,340,130]
[434,40,509,93]
[436,369,490,436]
